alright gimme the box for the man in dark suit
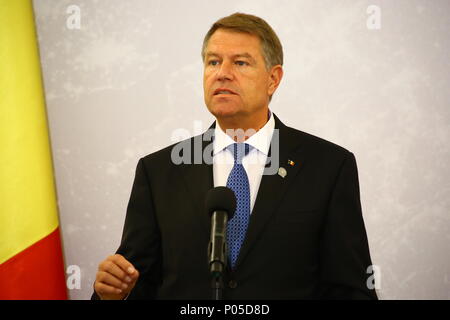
[93,13,377,300]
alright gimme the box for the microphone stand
[211,263,224,300]
[208,211,228,300]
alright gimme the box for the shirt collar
[213,110,275,156]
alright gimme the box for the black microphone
[205,186,236,279]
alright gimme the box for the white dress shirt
[212,112,275,214]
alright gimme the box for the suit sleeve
[319,152,378,299]
[92,158,162,300]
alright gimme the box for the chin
[208,103,240,119]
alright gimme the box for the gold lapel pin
[288,159,295,166]
[278,167,287,178]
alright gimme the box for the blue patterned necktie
[226,143,251,269]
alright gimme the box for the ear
[268,65,283,96]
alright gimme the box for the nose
[216,60,234,81]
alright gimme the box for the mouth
[213,88,238,96]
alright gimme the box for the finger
[95,281,123,296]
[100,260,129,282]
[125,268,139,286]
[109,254,137,276]
[96,271,129,290]
[130,268,139,280]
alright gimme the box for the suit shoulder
[139,134,202,168]
[286,126,353,160]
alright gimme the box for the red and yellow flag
[0,0,67,299]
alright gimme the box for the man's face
[203,29,281,126]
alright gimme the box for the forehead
[205,29,263,58]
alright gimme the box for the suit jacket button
[229,280,238,289]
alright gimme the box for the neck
[217,109,269,142]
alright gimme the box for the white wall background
[33,0,450,299]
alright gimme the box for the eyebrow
[205,52,256,63]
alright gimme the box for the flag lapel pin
[278,167,287,178]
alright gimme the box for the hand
[94,254,140,300]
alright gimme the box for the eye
[208,60,219,66]
[235,60,249,66]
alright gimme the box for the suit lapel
[235,115,307,268]
[178,128,215,235]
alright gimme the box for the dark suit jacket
[93,115,377,300]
